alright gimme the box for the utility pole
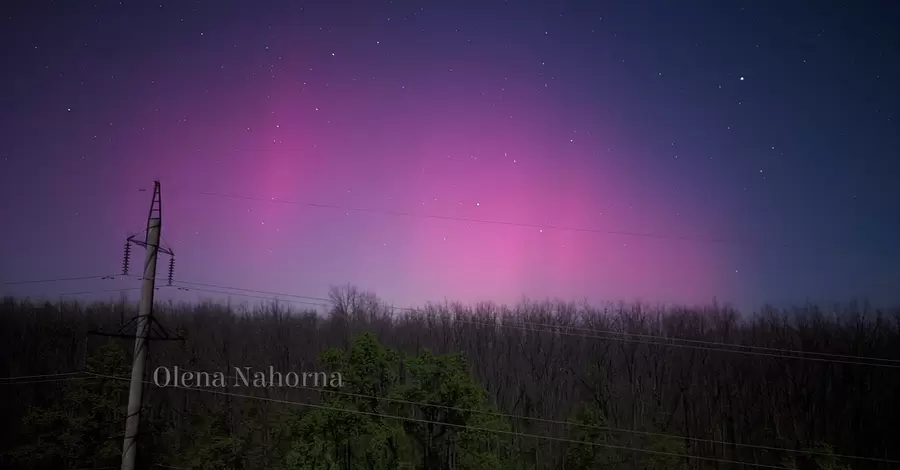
[121,181,162,470]
[120,181,160,470]
[83,181,182,470]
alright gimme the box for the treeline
[2,286,900,469]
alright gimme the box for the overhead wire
[0,376,98,385]
[2,274,121,285]
[161,278,900,369]
[0,371,83,380]
[497,316,900,364]
[3,370,895,461]
[5,274,896,462]
[3,183,892,464]
[1,274,137,301]
[172,279,330,303]
[197,190,775,247]
[113,282,900,463]
[84,371,794,470]
[171,366,900,465]
[168,283,329,308]
[5,273,898,367]
[452,317,900,368]
[59,287,142,296]
[0,371,97,386]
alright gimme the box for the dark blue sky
[1,1,898,312]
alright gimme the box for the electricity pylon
[87,181,183,470]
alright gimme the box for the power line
[2,284,140,299]
[0,377,94,386]
[7,275,900,368]
[9,287,891,462]
[8,292,891,460]
[2,274,121,285]
[0,376,97,386]
[197,191,780,247]
[163,278,900,369]
[60,287,142,296]
[403,316,900,369]
[172,279,330,303]
[17,274,899,368]
[5,372,893,462]
[500,317,900,364]
[455,318,900,368]
[84,371,793,469]
[168,283,329,308]
[0,371,83,381]
[172,367,900,465]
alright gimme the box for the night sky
[2,1,898,312]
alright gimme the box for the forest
[2,286,900,470]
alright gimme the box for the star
[5,0,896,317]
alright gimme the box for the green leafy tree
[783,443,852,470]
[161,409,247,470]
[9,342,130,468]
[396,350,511,469]
[565,403,627,469]
[565,403,689,470]
[284,333,512,470]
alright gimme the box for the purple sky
[2,1,898,312]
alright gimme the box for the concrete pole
[121,207,161,470]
